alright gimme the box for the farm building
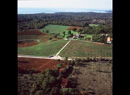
[80,34,85,38]
[100,34,109,36]
[61,78,68,88]
[73,34,80,38]
[73,34,85,39]
[107,37,113,43]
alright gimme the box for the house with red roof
[61,78,68,88]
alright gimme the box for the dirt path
[55,39,72,56]
[18,54,71,60]
[18,54,112,61]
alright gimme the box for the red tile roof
[61,78,68,88]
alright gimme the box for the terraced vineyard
[60,40,112,57]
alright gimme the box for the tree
[83,23,89,27]
[45,69,51,76]
[68,30,71,34]
[54,34,57,38]
[46,30,49,33]
[42,77,49,89]
[100,35,107,43]
[49,37,52,40]
[72,28,77,31]
[57,64,61,69]
[65,56,68,61]
[57,59,61,63]
[78,29,83,33]
[34,90,43,95]
[49,76,56,84]
[63,31,66,37]
[36,73,45,84]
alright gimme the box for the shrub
[42,77,49,89]
[65,56,68,62]
[99,56,102,61]
[57,59,61,63]
[49,37,52,40]
[57,64,61,68]
[49,76,56,85]
[36,73,45,84]
[61,88,69,95]
[93,57,96,61]
[51,68,59,77]
[86,57,90,61]
[34,90,43,95]
[60,63,63,67]
[62,68,67,74]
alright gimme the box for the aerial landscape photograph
[18,0,112,95]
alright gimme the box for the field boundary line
[55,39,72,56]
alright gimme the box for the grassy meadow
[40,24,70,34]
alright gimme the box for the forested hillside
[18,12,112,32]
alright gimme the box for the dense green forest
[18,12,112,32]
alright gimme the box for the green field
[89,24,99,27]
[40,25,70,34]
[18,40,68,56]
[60,40,112,57]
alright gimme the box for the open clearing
[60,40,112,57]
[18,40,68,56]
[40,24,70,34]
[69,62,112,95]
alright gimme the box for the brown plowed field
[18,29,49,35]
[66,26,83,30]
[18,41,38,47]
[18,58,69,73]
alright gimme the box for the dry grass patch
[69,62,112,95]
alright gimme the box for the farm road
[18,54,71,60]
[18,39,72,60]
[18,54,112,60]
[55,39,72,56]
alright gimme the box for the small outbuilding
[107,37,113,43]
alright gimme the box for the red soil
[66,26,83,30]
[18,58,59,72]
[18,29,49,35]
[18,58,69,73]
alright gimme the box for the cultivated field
[60,40,112,57]
[18,40,68,56]
[18,58,60,72]
[89,24,99,27]
[40,24,70,34]
[66,26,83,30]
[18,29,53,47]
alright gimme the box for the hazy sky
[18,0,112,10]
